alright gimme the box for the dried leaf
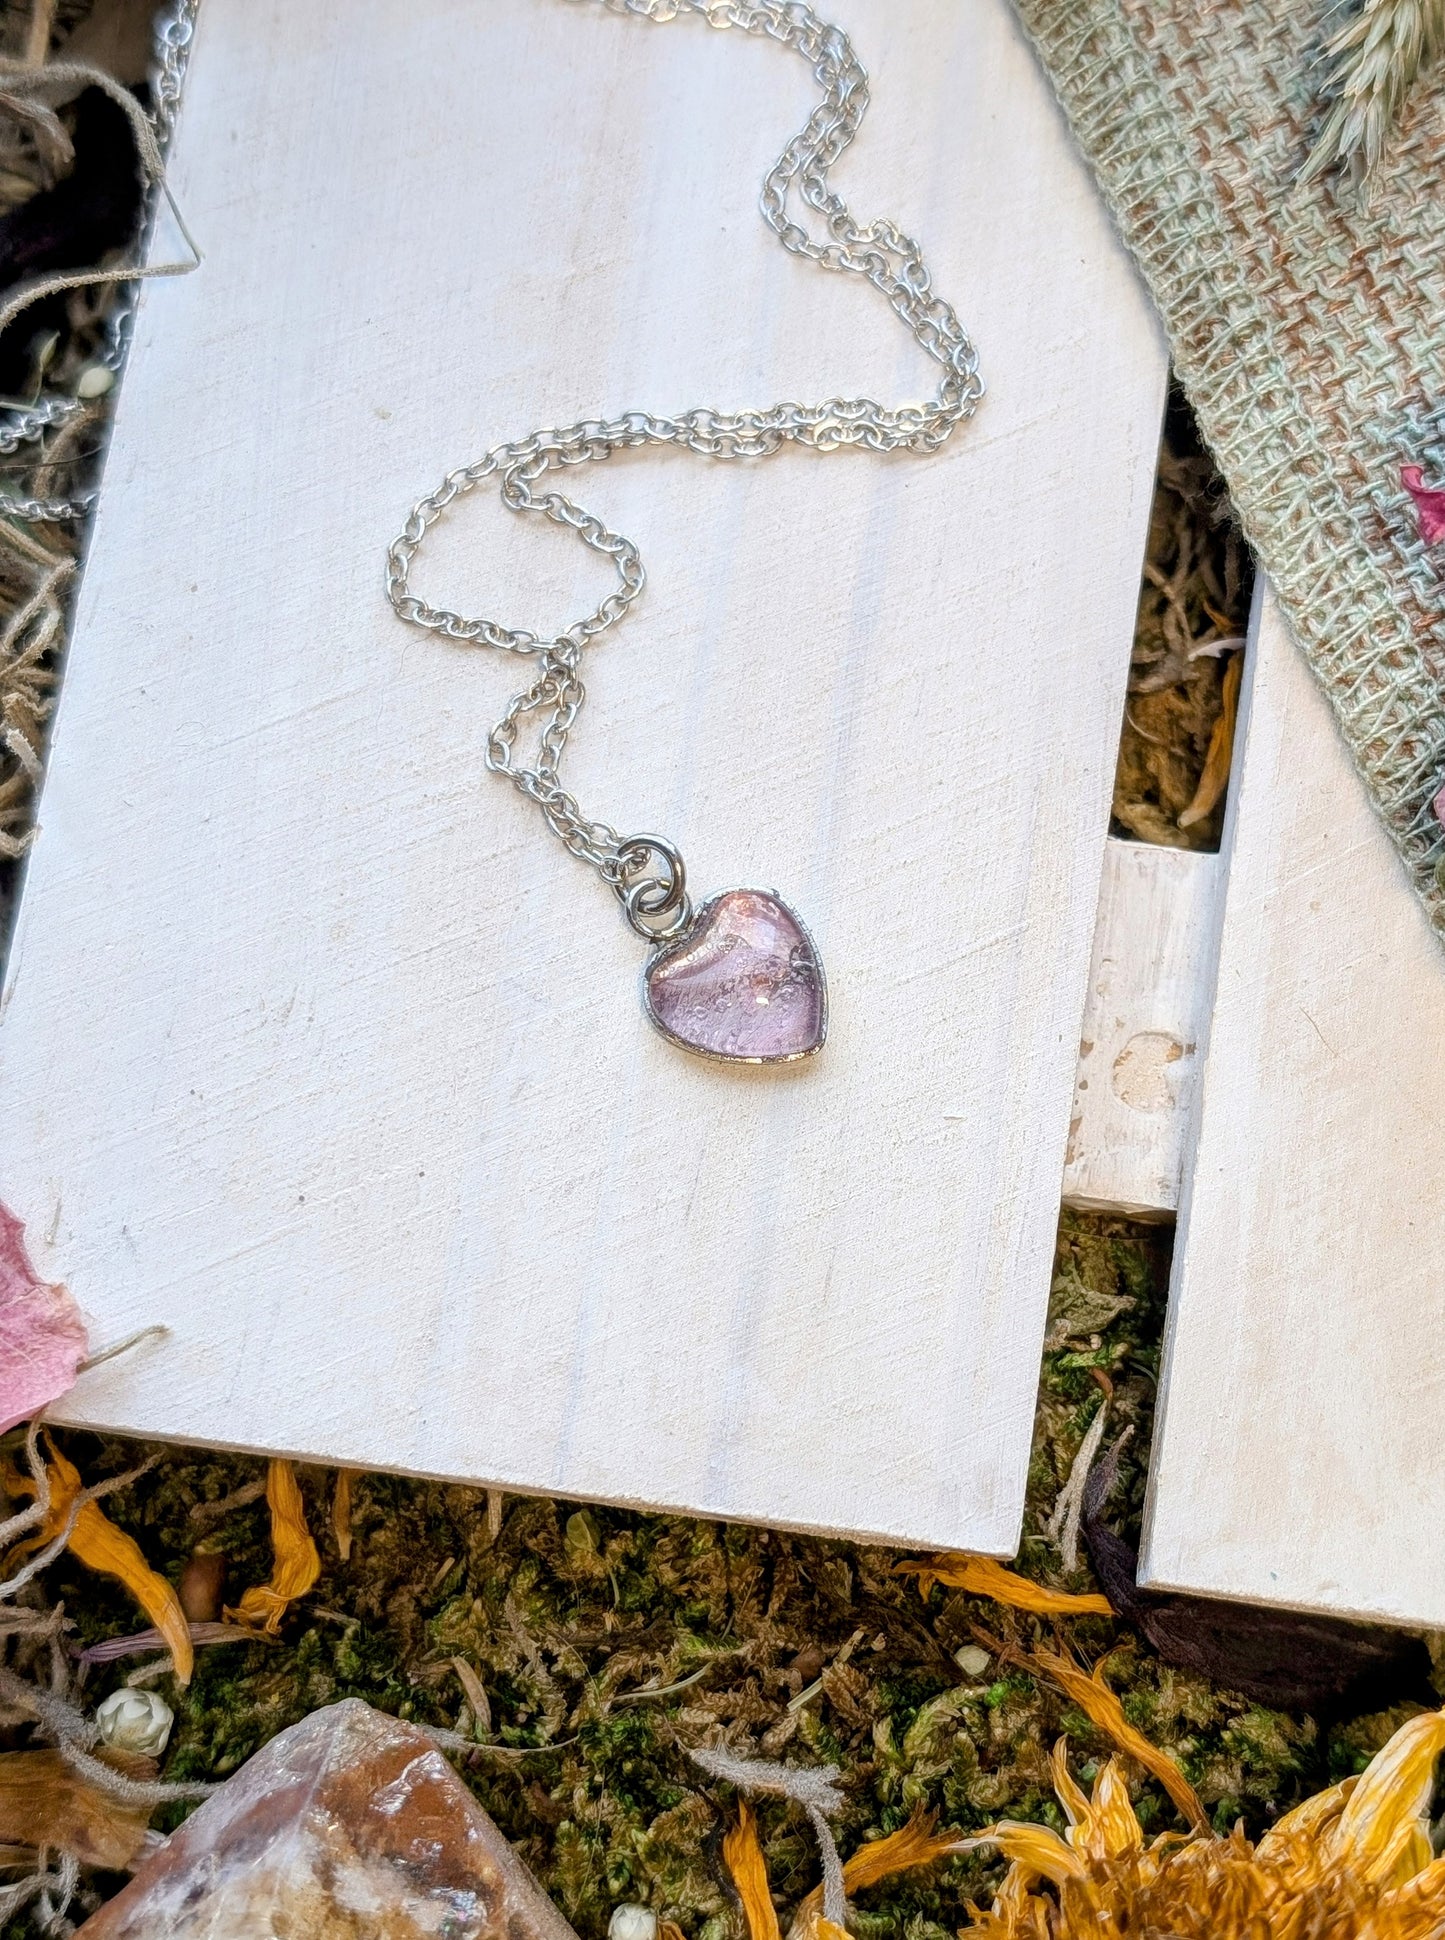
[0,1747,151,1868]
[452,1655,492,1737]
[7,1440,193,1684]
[187,1476,266,1528]
[1082,1433,1434,1714]
[896,1553,1112,1616]
[1029,1646,1207,1833]
[723,1799,781,1940]
[226,1459,320,1633]
[1177,646,1241,828]
[331,1467,355,1563]
[0,1200,88,1433]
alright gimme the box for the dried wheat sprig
[1303,0,1445,182]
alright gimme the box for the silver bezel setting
[641,887,827,1066]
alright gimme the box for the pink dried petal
[1433,781,1445,832]
[1402,465,1445,545]
[76,1622,273,1665]
[0,1200,88,1433]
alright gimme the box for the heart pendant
[643,888,826,1064]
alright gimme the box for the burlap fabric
[1013,0,1445,939]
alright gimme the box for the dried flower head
[95,1687,173,1758]
[963,1710,1445,1937]
[1303,0,1445,183]
[609,1907,660,1940]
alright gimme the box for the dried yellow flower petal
[1255,1771,1355,1871]
[840,1810,963,1892]
[982,1821,1084,1889]
[722,1799,781,1940]
[1326,1707,1445,1889]
[1074,1759,1143,1865]
[895,1553,1112,1616]
[226,1459,320,1634]
[1029,1647,1207,1833]
[8,1440,193,1684]
[1387,1848,1445,1923]
[791,1806,964,1933]
[1049,1736,1092,1831]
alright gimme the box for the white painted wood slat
[1142,585,1445,1627]
[1063,837,1223,1219]
[0,0,1165,1550]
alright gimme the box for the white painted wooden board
[1063,837,1222,1218]
[1142,585,1445,1626]
[0,0,1165,1549]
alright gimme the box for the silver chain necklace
[386,0,983,1063]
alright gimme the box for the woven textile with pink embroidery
[1013,0,1445,936]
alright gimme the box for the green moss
[5,1211,1429,1940]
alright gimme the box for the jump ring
[613,833,686,918]
[623,880,694,943]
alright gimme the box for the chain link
[0,490,98,521]
[87,0,200,379]
[150,0,200,150]
[0,0,200,520]
[387,0,983,890]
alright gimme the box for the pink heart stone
[644,888,826,1063]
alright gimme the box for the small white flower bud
[609,1906,659,1940]
[74,363,115,400]
[95,1687,173,1756]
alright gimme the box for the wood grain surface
[0,0,1165,1548]
[1063,837,1222,1219]
[1143,586,1445,1625]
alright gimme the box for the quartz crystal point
[76,1698,583,1940]
[644,888,825,1062]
